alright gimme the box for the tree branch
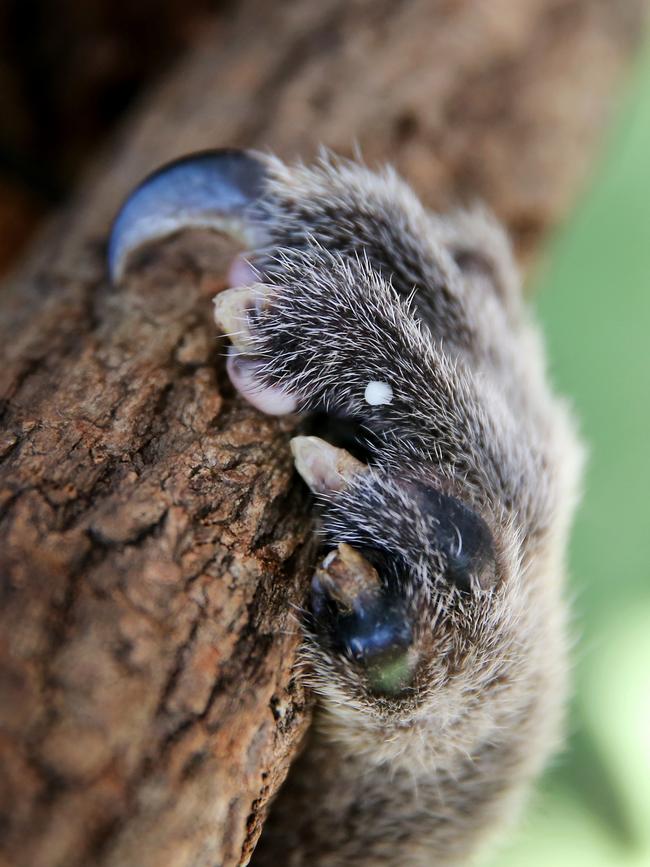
[0,1,645,865]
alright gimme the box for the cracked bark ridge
[0,233,313,867]
[0,1,646,866]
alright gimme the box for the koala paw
[108,148,583,867]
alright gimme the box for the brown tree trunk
[0,2,645,866]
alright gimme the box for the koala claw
[226,348,297,416]
[227,254,259,289]
[107,148,268,283]
[290,436,367,494]
[213,284,267,352]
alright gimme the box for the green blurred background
[486,40,650,867]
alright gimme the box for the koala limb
[110,150,584,866]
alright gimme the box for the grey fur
[111,150,584,866]
[240,154,584,866]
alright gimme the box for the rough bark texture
[0,2,646,866]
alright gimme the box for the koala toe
[226,348,298,415]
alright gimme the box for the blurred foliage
[486,38,650,867]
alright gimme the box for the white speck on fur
[365,380,393,406]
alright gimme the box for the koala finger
[226,348,298,416]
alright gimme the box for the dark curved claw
[311,544,416,696]
[107,148,269,283]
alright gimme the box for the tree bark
[0,2,645,866]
